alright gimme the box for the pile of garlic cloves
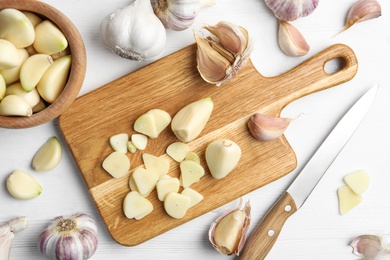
[194,21,253,86]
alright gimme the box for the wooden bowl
[0,0,86,128]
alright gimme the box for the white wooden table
[2,0,390,259]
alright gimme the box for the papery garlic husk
[38,213,98,260]
[195,21,253,86]
[278,20,310,56]
[0,216,28,260]
[151,0,216,31]
[248,113,293,141]
[264,0,320,21]
[341,0,382,34]
[350,235,390,259]
[100,0,167,62]
[209,199,251,256]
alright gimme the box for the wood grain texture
[59,43,358,246]
[0,0,86,128]
[238,192,298,260]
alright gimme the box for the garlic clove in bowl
[264,0,320,21]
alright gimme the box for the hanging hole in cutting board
[324,57,347,75]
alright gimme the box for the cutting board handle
[270,43,358,111]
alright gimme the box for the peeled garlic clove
[0,8,35,48]
[278,20,310,56]
[0,74,5,101]
[32,137,63,171]
[171,97,214,142]
[264,0,319,21]
[248,113,292,141]
[20,54,53,92]
[22,11,43,27]
[350,235,390,259]
[195,21,253,86]
[5,82,41,108]
[33,20,68,55]
[37,55,71,103]
[7,170,42,200]
[0,95,32,116]
[0,48,29,85]
[102,151,131,178]
[0,39,20,70]
[131,133,148,150]
[32,98,47,113]
[205,139,241,179]
[100,0,166,62]
[209,199,251,256]
[342,0,382,33]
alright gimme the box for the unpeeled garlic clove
[0,216,28,260]
[341,0,382,33]
[350,235,390,259]
[248,113,293,141]
[264,0,319,21]
[0,8,35,48]
[0,95,32,117]
[278,20,310,56]
[32,136,63,171]
[209,199,251,256]
[195,21,253,86]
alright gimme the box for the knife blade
[238,85,378,260]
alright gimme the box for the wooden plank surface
[59,43,358,246]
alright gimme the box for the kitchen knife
[238,85,378,260]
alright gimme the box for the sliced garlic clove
[164,191,191,219]
[7,170,42,200]
[180,160,205,188]
[131,167,159,197]
[131,133,148,150]
[109,133,129,154]
[185,151,201,164]
[123,191,154,220]
[343,169,370,195]
[5,82,41,108]
[171,97,214,142]
[127,141,137,154]
[145,108,171,135]
[0,48,29,84]
[264,0,319,21]
[142,153,170,178]
[134,112,159,139]
[205,139,241,179]
[102,151,131,178]
[33,20,68,55]
[0,8,35,48]
[248,113,293,141]
[37,55,71,103]
[350,235,389,259]
[209,199,251,256]
[342,0,382,33]
[156,177,180,201]
[337,185,362,215]
[278,20,310,56]
[0,95,32,116]
[32,137,63,171]
[0,39,20,70]
[166,142,190,162]
[20,54,53,92]
[181,187,203,208]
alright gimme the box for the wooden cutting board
[59,43,358,246]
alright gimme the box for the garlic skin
[38,213,98,260]
[351,235,390,259]
[264,0,320,21]
[195,21,253,86]
[342,0,382,33]
[209,200,251,256]
[278,20,310,56]
[248,113,293,141]
[0,217,28,260]
[100,0,167,62]
[151,0,216,31]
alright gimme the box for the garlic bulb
[0,217,28,260]
[278,20,310,56]
[151,0,216,31]
[209,199,251,256]
[351,235,390,259]
[38,213,98,260]
[100,0,167,62]
[264,0,320,21]
[341,0,382,34]
[248,113,293,141]
[194,21,253,86]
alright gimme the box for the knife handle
[238,192,297,260]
